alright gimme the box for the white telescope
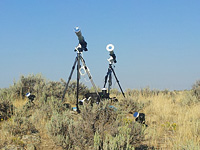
[106,44,117,64]
[106,44,114,52]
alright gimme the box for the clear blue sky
[0,0,200,91]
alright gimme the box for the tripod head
[74,26,88,52]
[106,44,117,64]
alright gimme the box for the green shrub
[181,91,198,106]
[3,113,38,136]
[42,81,65,101]
[0,99,14,121]
[42,80,89,101]
[102,125,136,150]
[67,81,89,96]
[10,74,46,99]
[0,88,12,100]
[46,110,75,149]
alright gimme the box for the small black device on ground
[133,112,148,127]
[26,92,36,105]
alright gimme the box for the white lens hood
[106,44,114,52]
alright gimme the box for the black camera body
[133,112,148,127]
[26,93,36,102]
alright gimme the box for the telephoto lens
[74,26,87,51]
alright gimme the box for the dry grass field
[0,74,200,150]
[109,89,200,149]
[135,91,200,149]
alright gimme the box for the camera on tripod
[106,44,117,64]
[62,26,101,113]
[104,44,125,98]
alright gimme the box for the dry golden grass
[135,91,200,149]
[13,98,28,108]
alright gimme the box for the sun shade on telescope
[133,112,139,118]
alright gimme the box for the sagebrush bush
[118,97,144,114]
[38,96,70,120]
[0,88,12,100]
[43,81,64,100]
[192,80,200,101]
[0,99,14,121]
[46,101,145,150]
[3,112,38,136]
[1,73,89,105]
[100,123,143,150]
[181,91,198,106]
[66,81,89,96]
[10,74,46,99]
[78,102,119,143]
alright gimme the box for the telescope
[103,44,125,98]
[74,26,88,52]
[106,44,117,64]
[62,27,101,112]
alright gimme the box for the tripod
[62,47,100,113]
[103,64,125,98]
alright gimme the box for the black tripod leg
[103,69,109,88]
[110,66,126,98]
[108,69,112,93]
[76,53,81,113]
[80,57,101,103]
[62,57,78,102]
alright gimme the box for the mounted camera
[133,112,148,127]
[26,92,36,103]
[62,26,100,113]
[106,44,117,64]
[74,26,88,52]
[103,44,125,98]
